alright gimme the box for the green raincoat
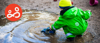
[51,6,92,38]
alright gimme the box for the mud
[0,9,96,43]
[0,15,12,26]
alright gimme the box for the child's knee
[66,33,76,38]
[66,33,76,41]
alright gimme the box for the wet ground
[0,9,97,43]
[0,0,100,43]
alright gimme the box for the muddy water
[0,9,95,43]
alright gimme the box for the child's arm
[50,17,65,30]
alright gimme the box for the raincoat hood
[60,6,77,19]
[63,7,77,19]
[60,7,92,20]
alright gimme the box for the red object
[54,0,57,1]
[5,4,22,21]
[71,2,73,5]
[90,0,98,6]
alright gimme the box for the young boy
[41,0,92,41]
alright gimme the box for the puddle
[0,9,95,43]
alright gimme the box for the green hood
[63,7,77,19]
[62,7,92,20]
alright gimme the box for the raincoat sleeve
[80,10,92,20]
[51,16,65,30]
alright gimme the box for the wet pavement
[0,9,96,43]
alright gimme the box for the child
[41,0,92,41]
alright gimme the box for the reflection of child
[42,0,92,41]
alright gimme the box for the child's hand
[50,26,52,30]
